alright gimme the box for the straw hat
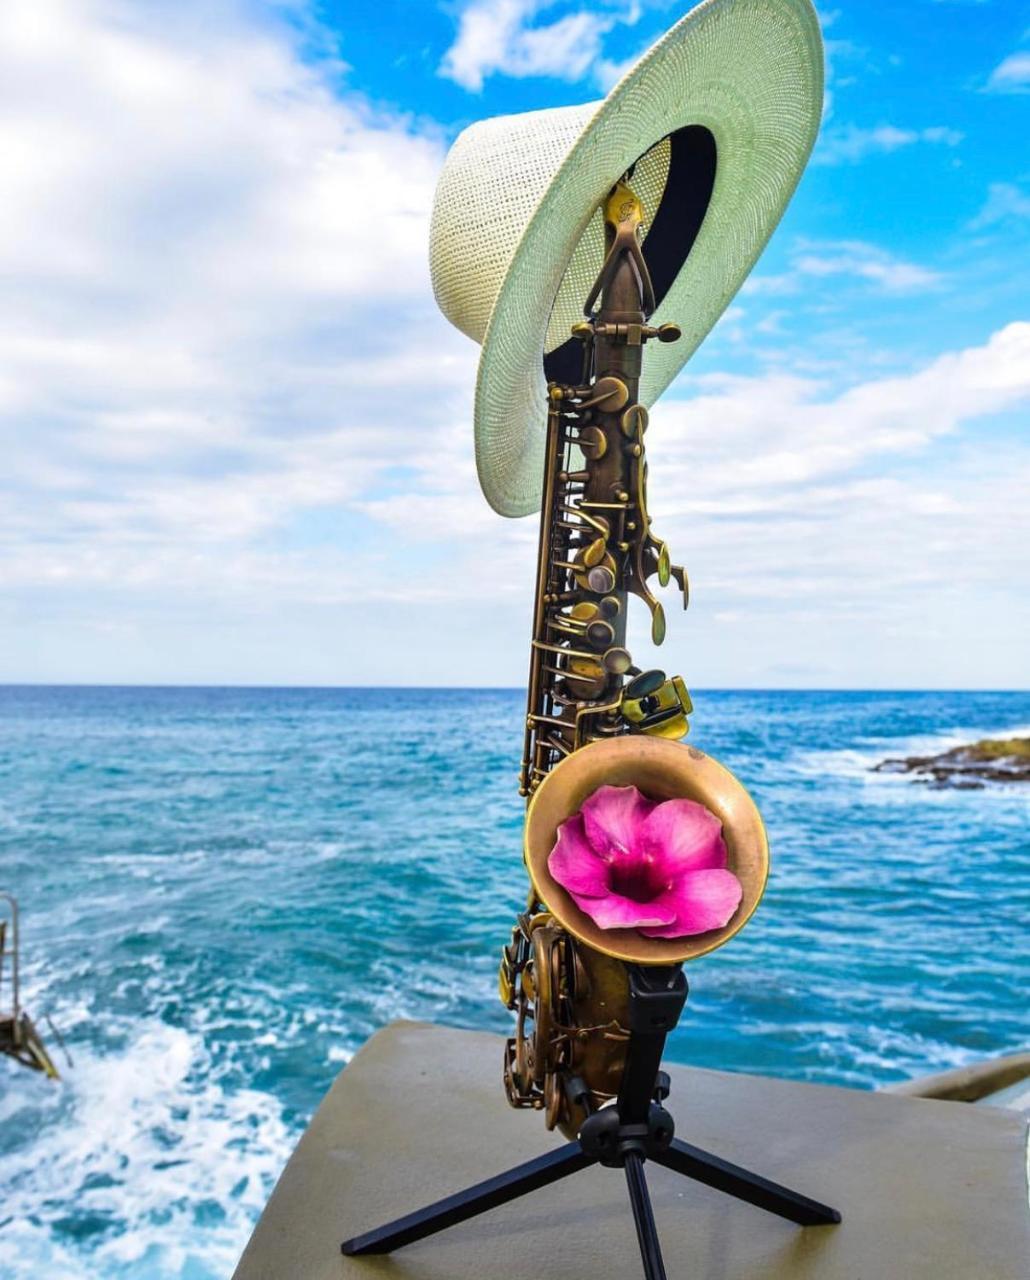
[429,0,823,517]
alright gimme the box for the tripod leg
[651,1138,841,1227]
[342,1140,596,1256]
[624,1152,668,1280]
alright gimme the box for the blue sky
[0,0,1027,688]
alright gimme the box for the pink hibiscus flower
[547,784,742,938]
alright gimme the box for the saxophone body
[518,183,690,799]
[501,181,694,1137]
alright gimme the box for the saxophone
[500,179,697,1137]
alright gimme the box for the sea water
[0,686,1027,1278]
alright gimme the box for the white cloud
[814,122,963,165]
[0,0,476,566]
[649,322,1030,497]
[968,181,1030,229]
[354,323,1030,688]
[386,319,1030,556]
[744,238,942,297]
[593,24,654,93]
[639,325,1030,686]
[755,309,789,336]
[986,50,1030,93]
[439,0,639,92]
[793,248,941,292]
[1,0,1027,689]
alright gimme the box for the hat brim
[474,0,823,517]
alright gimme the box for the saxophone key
[581,535,608,568]
[574,425,606,460]
[619,403,649,437]
[602,647,632,675]
[621,670,693,738]
[573,375,629,413]
[586,565,615,594]
[651,601,666,645]
[670,562,689,608]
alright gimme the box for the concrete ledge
[234,1021,1029,1280]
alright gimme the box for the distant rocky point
[873,737,1030,789]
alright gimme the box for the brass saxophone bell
[524,735,768,965]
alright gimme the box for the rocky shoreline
[872,736,1030,789]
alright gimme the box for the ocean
[0,686,1027,1278]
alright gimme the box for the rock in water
[873,737,1030,788]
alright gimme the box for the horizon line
[1,682,1028,695]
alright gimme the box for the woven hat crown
[432,103,679,359]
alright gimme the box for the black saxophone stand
[341,968,841,1279]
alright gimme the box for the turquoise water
[0,686,1027,1277]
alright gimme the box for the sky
[0,0,1027,689]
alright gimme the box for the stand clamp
[579,1100,675,1168]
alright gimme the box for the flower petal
[637,798,728,876]
[639,868,743,938]
[580,784,655,858]
[567,885,677,931]
[548,815,610,897]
